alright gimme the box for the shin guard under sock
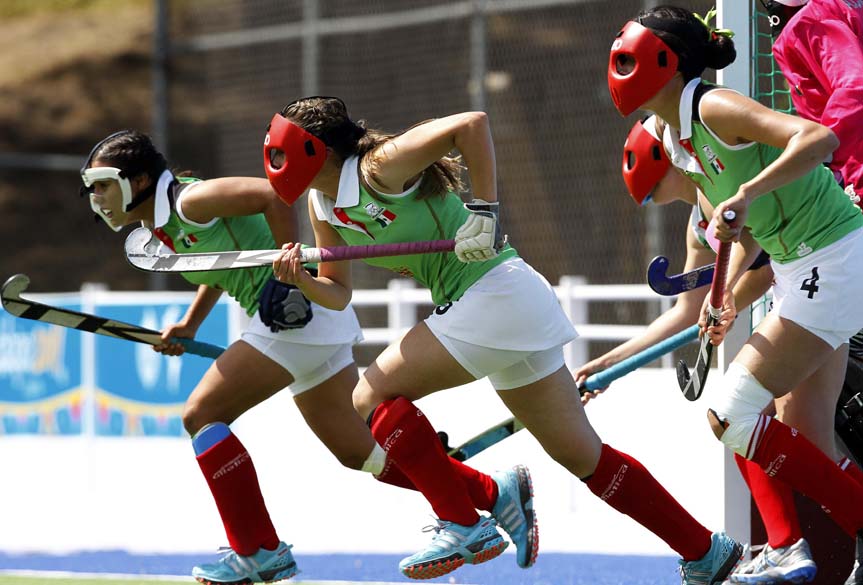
[376,456,498,511]
[585,444,713,561]
[751,418,863,536]
[735,453,801,548]
[194,426,280,555]
[370,397,479,526]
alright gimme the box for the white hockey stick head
[1,274,30,313]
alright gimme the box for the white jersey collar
[663,123,705,177]
[152,169,179,228]
[310,156,370,235]
[678,77,701,141]
[660,77,707,177]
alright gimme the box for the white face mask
[81,166,134,232]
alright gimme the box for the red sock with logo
[370,397,479,526]
[735,453,801,548]
[196,433,280,555]
[584,444,712,561]
[750,416,863,536]
[376,456,498,511]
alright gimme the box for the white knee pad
[709,363,774,457]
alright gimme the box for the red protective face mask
[608,21,679,116]
[263,114,327,205]
[622,117,670,205]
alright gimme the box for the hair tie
[694,7,735,40]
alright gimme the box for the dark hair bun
[705,33,736,70]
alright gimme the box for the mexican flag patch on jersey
[364,202,397,228]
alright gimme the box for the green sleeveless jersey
[155,178,272,316]
[680,83,862,263]
[314,159,518,305]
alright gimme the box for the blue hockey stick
[444,324,700,460]
[647,256,714,296]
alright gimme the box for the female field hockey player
[266,96,744,583]
[580,115,863,583]
[576,115,772,404]
[80,130,533,584]
[608,6,863,584]
[767,0,863,207]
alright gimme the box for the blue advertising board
[0,293,231,437]
[92,301,228,436]
[0,296,82,434]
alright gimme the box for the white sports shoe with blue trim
[491,464,538,568]
[678,532,743,585]
[399,515,508,580]
[192,541,298,584]
[846,531,863,585]
[728,538,817,584]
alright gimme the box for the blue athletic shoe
[192,541,298,584]
[491,464,538,568]
[399,515,508,580]
[728,538,817,584]
[678,532,744,585]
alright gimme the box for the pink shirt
[773,0,863,196]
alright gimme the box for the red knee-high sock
[196,433,280,556]
[377,456,498,511]
[735,453,801,548]
[370,397,479,526]
[585,444,713,561]
[839,457,863,487]
[750,416,863,536]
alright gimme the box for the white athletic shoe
[846,531,863,585]
[727,538,817,584]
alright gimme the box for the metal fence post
[302,0,320,96]
[387,279,417,338]
[469,0,488,112]
[558,275,587,370]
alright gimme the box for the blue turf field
[0,551,680,584]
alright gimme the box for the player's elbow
[804,124,840,163]
[463,111,490,132]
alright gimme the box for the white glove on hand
[454,200,503,263]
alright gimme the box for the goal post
[715,0,753,549]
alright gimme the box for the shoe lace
[216,546,238,559]
[678,563,708,585]
[421,518,452,533]
[420,518,465,549]
[421,519,454,541]
[739,544,770,572]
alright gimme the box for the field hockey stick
[579,323,700,391]
[441,418,527,462]
[676,210,735,401]
[441,324,700,460]
[647,256,715,296]
[124,227,455,273]
[1,274,225,359]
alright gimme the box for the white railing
[351,276,676,368]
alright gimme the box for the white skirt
[244,300,363,346]
[424,257,577,351]
[771,228,863,348]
